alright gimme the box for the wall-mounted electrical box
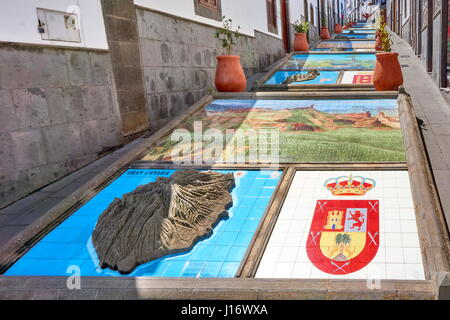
[36,8,81,43]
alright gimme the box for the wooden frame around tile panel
[397,91,450,292]
[0,90,403,272]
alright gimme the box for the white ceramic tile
[384,233,403,247]
[401,220,419,233]
[367,263,387,279]
[309,267,330,279]
[401,233,421,248]
[278,246,299,262]
[372,247,386,263]
[403,248,423,264]
[283,233,304,246]
[386,264,406,279]
[398,208,417,221]
[255,171,426,281]
[260,246,281,263]
[273,263,295,278]
[404,264,426,280]
[385,247,404,263]
[256,262,276,278]
[384,219,401,233]
[295,247,309,263]
[292,262,312,278]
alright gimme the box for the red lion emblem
[348,210,365,231]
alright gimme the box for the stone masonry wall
[101,0,150,137]
[136,8,285,130]
[0,45,123,208]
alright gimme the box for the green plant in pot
[320,16,331,39]
[373,24,403,91]
[214,17,246,92]
[293,19,310,51]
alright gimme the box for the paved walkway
[391,33,450,231]
[1,35,449,249]
[0,137,147,247]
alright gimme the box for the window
[266,0,278,34]
[193,0,222,21]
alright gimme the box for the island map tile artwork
[143,99,406,163]
[265,71,340,85]
[6,169,282,278]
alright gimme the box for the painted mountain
[143,100,406,163]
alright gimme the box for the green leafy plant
[293,19,309,33]
[214,16,241,55]
[378,23,392,52]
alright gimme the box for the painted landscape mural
[143,99,406,163]
[283,54,376,70]
[315,40,375,50]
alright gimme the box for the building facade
[386,0,449,89]
[0,0,343,207]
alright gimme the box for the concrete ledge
[0,277,435,300]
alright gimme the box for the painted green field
[279,128,406,162]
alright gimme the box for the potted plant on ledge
[320,16,331,39]
[373,24,404,91]
[214,17,246,92]
[334,22,343,34]
[293,19,310,51]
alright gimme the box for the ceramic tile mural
[336,34,376,40]
[343,29,376,34]
[283,54,376,70]
[315,40,375,50]
[143,99,406,163]
[341,71,374,84]
[256,171,425,280]
[6,169,282,278]
[265,71,340,85]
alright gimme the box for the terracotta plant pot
[343,25,349,30]
[373,52,404,91]
[334,23,343,34]
[215,55,247,92]
[293,32,309,51]
[320,27,331,40]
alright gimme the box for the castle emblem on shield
[307,200,379,275]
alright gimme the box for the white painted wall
[0,0,108,50]
[134,0,282,39]
[289,0,319,26]
[289,0,346,26]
